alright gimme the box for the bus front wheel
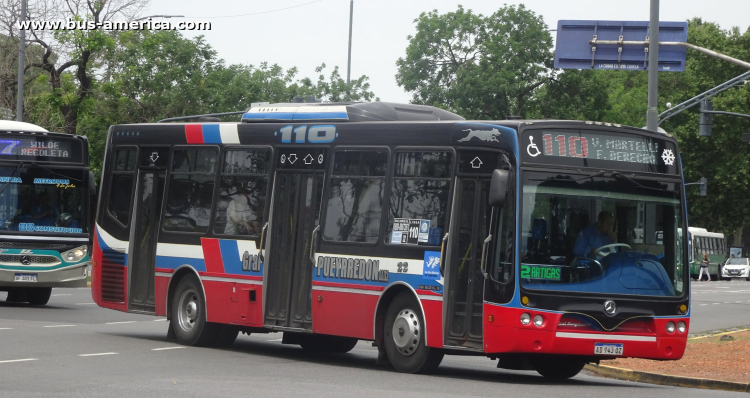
[27,287,52,305]
[171,276,217,346]
[383,291,443,374]
[532,356,586,379]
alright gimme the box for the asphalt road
[689,279,750,333]
[1,286,748,397]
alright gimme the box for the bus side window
[213,149,270,237]
[387,151,452,245]
[107,148,137,226]
[323,149,387,243]
[163,149,217,233]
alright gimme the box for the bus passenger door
[444,177,491,349]
[265,148,326,330]
[128,147,168,313]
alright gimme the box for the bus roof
[688,227,724,238]
[241,102,465,122]
[0,120,48,133]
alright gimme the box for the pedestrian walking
[698,253,711,281]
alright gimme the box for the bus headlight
[62,245,88,262]
[520,313,531,325]
[533,315,544,327]
[677,322,686,333]
[666,321,676,333]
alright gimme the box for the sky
[142,0,750,105]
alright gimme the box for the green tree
[396,5,553,119]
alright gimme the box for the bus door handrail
[439,233,449,277]
[259,222,269,262]
[309,224,321,264]
[480,234,493,279]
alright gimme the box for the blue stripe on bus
[218,240,243,274]
[201,124,222,143]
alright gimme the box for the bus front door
[128,148,168,313]
[265,167,325,330]
[444,178,491,349]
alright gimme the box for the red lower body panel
[484,304,688,360]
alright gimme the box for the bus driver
[573,211,616,258]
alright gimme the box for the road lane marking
[153,319,168,322]
[151,347,186,351]
[78,352,118,357]
[266,339,283,342]
[105,321,137,325]
[43,325,76,328]
[75,303,96,306]
[52,294,71,296]
[0,358,38,364]
[0,328,12,330]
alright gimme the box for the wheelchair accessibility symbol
[527,136,541,157]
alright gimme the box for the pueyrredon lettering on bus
[316,256,389,282]
[241,251,261,272]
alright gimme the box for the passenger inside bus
[224,184,261,235]
[32,191,59,226]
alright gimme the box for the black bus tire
[532,356,586,379]
[383,291,443,374]
[170,276,217,346]
[27,287,52,305]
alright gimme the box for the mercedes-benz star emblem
[603,300,617,315]
[20,255,31,265]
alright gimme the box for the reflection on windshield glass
[520,172,684,297]
[0,167,87,234]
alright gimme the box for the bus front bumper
[0,262,89,289]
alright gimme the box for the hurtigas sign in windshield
[518,128,686,298]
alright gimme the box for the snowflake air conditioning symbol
[425,255,440,269]
[661,149,675,166]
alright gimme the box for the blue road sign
[555,20,688,72]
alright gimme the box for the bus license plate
[14,274,37,282]
[594,343,623,355]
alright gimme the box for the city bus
[687,227,726,280]
[92,102,690,379]
[0,120,94,305]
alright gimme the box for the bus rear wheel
[27,287,52,305]
[299,335,358,353]
[532,356,586,379]
[170,276,217,346]
[383,291,443,374]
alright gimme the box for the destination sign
[522,129,678,174]
[0,136,83,163]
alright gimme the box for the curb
[584,364,750,393]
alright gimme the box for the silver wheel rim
[177,288,199,332]
[391,307,420,356]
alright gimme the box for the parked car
[722,257,750,281]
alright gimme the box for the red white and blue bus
[0,120,94,305]
[92,102,690,378]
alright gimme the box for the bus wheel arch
[376,285,443,373]
[374,283,414,350]
[166,266,205,322]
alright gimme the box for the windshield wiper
[610,171,671,192]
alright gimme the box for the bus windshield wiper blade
[610,171,671,192]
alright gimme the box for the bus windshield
[0,165,88,234]
[520,171,685,297]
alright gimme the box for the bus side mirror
[489,169,510,207]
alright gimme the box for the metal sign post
[646,0,660,132]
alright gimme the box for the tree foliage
[396,5,608,121]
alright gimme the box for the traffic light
[700,177,707,196]
[699,100,713,137]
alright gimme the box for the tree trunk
[734,227,743,248]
